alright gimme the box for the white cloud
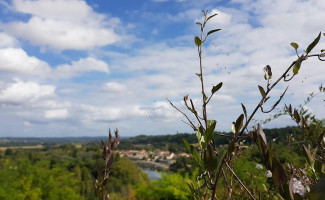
[102,82,126,93]
[205,9,232,25]
[44,109,68,119]
[148,101,181,122]
[81,104,147,122]
[5,0,121,50]
[0,48,109,78]
[0,80,56,104]
[53,57,109,78]
[0,48,51,75]
[0,33,18,48]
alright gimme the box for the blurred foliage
[0,144,147,200]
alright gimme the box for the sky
[0,0,324,137]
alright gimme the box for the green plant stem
[198,28,208,129]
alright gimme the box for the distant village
[118,150,190,170]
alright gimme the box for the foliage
[135,173,193,200]
[169,10,324,199]
[0,140,149,200]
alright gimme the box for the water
[142,169,161,180]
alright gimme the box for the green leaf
[268,141,274,168]
[231,122,236,134]
[293,55,304,75]
[257,124,267,147]
[186,180,196,195]
[205,120,216,143]
[183,137,191,153]
[309,179,325,200]
[216,149,226,170]
[290,42,299,50]
[241,103,247,120]
[195,73,201,78]
[211,82,223,95]
[321,49,325,52]
[263,65,272,80]
[197,128,206,149]
[196,22,202,26]
[258,85,266,98]
[182,137,200,163]
[204,144,218,172]
[199,136,206,149]
[235,114,244,133]
[207,29,221,36]
[302,144,313,166]
[196,129,202,141]
[306,32,321,54]
[283,177,294,200]
[194,36,202,47]
[207,120,215,127]
[206,13,217,22]
[293,64,301,75]
[228,141,236,158]
[271,157,288,186]
[288,104,292,114]
[294,109,300,123]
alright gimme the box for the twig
[238,60,297,137]
[225,162,256,200]
[167,98,197,130]
[222,168,232,199]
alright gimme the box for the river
[142,168,161,180]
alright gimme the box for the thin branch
[225,162,256,200]
[222,168,232,199]
[260,105,274,114]
[307,53,325,58]
[318,53,325,61]
[167,98,197,130]
[284,74,295,82]
[238,60,297,137]
[206,93,213,105]
[181,120,195,128]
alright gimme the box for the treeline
[118,126,303,152]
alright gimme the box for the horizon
[0,125,300,139]
[0,0,324,137]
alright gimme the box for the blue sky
[0,0,324,137]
